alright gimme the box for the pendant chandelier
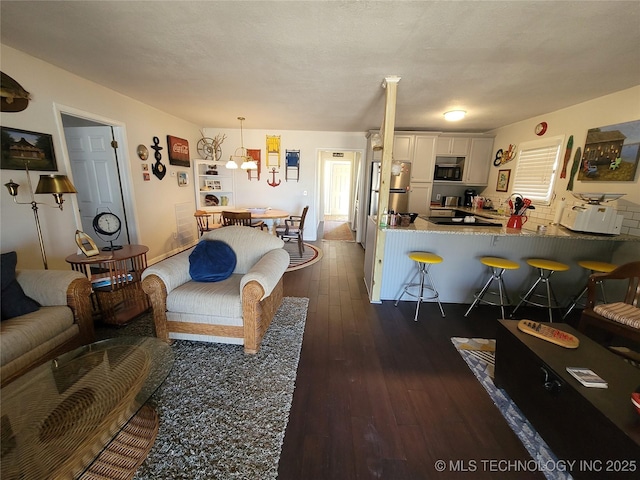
[226,116,256,170]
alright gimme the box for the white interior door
[64,125,127,249]
[326,161,351,216]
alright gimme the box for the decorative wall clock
[535,122,548,136]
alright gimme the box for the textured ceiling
[1,1,639,132]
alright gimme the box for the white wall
[482,86,640,235]
[1,45,202,268]
[201,127,366,239]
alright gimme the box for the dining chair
[194,210,215,237]
[275,205,308,257]
[221,211,265,230]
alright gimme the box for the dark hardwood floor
[278,239,558,480]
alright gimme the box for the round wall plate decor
[137,144,149,160]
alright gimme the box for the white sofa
[141,226,289,353]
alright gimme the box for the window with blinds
[511,135,564,205]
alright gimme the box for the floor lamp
[4,163,77,269]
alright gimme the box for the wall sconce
[4,162,77,269]
[227,116,257,170]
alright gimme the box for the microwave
[434,164,462,181]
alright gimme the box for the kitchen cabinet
[408,183,432,215]
[436,136,470,156]
[464,137,494,185]
[410,135,437,182]
[392,135,414,161]
[194,159,235,211]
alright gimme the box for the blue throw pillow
[1,251,40,320]
[189,240,237,282]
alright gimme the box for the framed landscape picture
[496,169,510,192]
[1,127,58,171]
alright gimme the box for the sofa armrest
[17,269,87,306]
[141,248,193,295]
[240,248,289,300]
[16,269,94,344]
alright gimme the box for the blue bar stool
[395,252,445,321]
[464,256,520,319]
[511,258,570,322]
[563,260,617,319]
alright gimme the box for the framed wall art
[1,126,57,171]
[496,169,510,192]
[166,135,190,167]
[577,119,640,182]
[177,171,189,187]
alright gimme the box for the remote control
[517,319,580,349]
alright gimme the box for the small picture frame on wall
[177,171,189,187]
[496,169,510,192]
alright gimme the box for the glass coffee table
[1,336,173,480]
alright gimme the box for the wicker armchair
[578,261,640,345]
[141,226,288,354]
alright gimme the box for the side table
[66,245,150,325]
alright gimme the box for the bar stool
[464,256,520,319]
[562,260,617,319]
[395,252,445,321]
[510,258,570,323]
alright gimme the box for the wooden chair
[578,261,640,345]
[221,211,265,230]
[275,206,308,257]
[194,210,216,237]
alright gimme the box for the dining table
[237,208,290,234]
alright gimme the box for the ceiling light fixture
[444,110,466,121]
[227,116,256,170]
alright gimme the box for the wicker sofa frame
[1,270,94,387]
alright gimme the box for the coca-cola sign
[167,135,190,167]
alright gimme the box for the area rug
[97,297,309,480]
[283,241,322,272]
[322,221,354,241]
[451,337,572,480]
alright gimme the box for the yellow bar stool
[510,258,570,323]
[464,256,520,319]
[395,252,445,321]
[562,260,617,319]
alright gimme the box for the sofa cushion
[1,251,40,320]
[0,305,75,367]
[189,240,237,282]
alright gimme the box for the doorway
[319,150,361,241]
[59,111,136,250]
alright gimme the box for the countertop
[376,208,639,242]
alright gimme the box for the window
[511,135,564,205]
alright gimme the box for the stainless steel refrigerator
[369,161,411,215]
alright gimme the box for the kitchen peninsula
[364,212,640,305]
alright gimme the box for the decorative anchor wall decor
[151,136,166,180]
[267,167,281,187]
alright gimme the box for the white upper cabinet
[436,136,470,156]
[408,182,432,215]
[411,135,437,182]
[464,137,494,185]
[393,135,414,161]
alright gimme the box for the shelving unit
[193,159,235,212]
